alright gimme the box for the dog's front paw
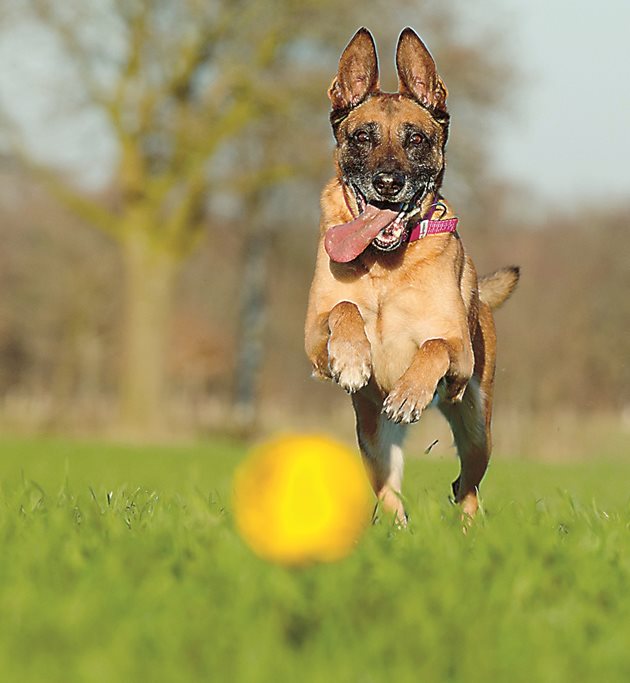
[327,336,371,393]
[309,347,333,382]
[383,381,436,424]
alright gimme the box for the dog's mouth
[324,186,425,263]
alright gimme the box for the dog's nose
[372,171,406,198]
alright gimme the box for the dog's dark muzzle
[372,171,406,199]
[370,172,429,207]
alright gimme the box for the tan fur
[305,29,519,523]
[479,267,520,309]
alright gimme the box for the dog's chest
[354,255,467,391]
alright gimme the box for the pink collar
[408,216,458,241]
[408,198,458,242]
[341,185,458,244]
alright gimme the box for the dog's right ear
[396,27,448,112]
[328,28,379,111]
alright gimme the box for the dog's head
[327,28,450,257]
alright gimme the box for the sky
[477,0,630,203]
[0,0,629,206]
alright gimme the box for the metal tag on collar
[418,219,429,238]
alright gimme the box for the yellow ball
[233,434,372,565]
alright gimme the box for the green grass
[1,436,630,683]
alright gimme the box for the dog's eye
[408,132,426,146]
[353,130,371,144]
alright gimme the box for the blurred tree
[0,0,513,434]
[1,0,336,433]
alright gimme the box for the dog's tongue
[324,204,399,263]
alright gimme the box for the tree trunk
[232,229,272,433]
[119,229,178,436]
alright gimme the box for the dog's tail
[478,266,520,309]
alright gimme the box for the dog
[304,27,519,524]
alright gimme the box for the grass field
[1,436,630,683]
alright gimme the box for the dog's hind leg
[439,305,496,517]
[439,377,490,517]
[352,391,408,525]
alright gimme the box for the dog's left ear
[396,27,448,112]
[328,28,380,111]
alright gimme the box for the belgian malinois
[305,27,519,523]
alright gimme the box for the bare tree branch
[29,0,108,108]
[36,168,121,238]
[0,106,119,236]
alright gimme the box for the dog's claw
[327,337,371,393]
[383,384,434,424]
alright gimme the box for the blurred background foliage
[0,0,628,454]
